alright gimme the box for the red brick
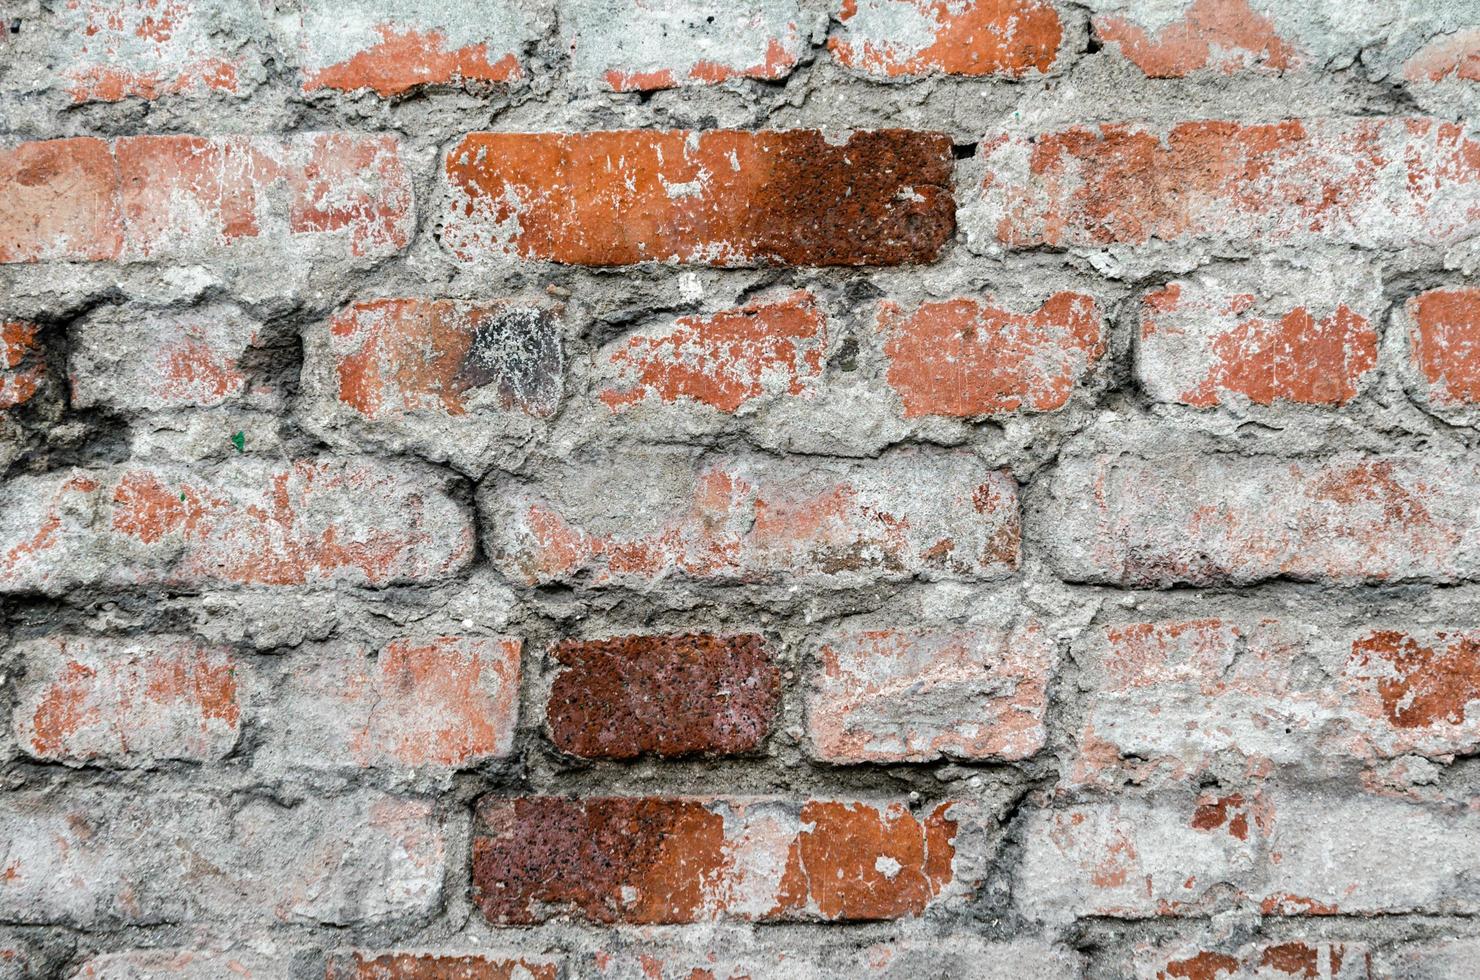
[879,292,1103,417]
[548,633,780,758]
[1070,621,1480,790]
[1406,287,1480,407]
[1404,29,1480,83]
[325,298,563,420]
[59,0,261,102]
[0,135,413,265]
[485,451,1019,588]
[12,636,240,766]
[261,636,520,770]
[0,322,45,409]
[1130,940,1369,980]
[974,118,1480,250]
[1041,452,1480,587]
[325,951,558,980]
[69,306,267,410]
[1093,0,1298,78]
[442,130,954,266]
[808,622,1055,763]
[295,2,531,96]
[1348,629,1480,738]
[597,291,826,413]
[0,460,473,594]
[1136,279,1378,407]
[830,0,1062,78]
[471,796,965,924]
[564,0,807,91]
[0,139,123,263]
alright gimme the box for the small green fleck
[179,491,186,501]
[230,431,245,453]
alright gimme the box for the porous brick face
[4,0,1480,972]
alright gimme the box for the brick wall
[1,0,1479,977]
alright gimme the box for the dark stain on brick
[747,129,956,266]
[470,796,725,925]
[547,633,779,759]
[454,306,564,417]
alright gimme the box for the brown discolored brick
[471,796,962,925]
[442,129,955,266]
[548,633,780,759]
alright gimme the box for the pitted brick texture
[442,130,955,266]
[471,796,967,924]
[5,0,1480,971]
[970,118,1480,252]
[547,633,780,758]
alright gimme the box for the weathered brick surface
[1379,939,1480,980]
[1084,0,1475,88]
[0,135,413,264]
[968,118,1480,253]
[0,322,45,409]
[807,621,1056,762]
[1070,621,1480,789]
[299,297,564,472]
[12,635,240,766]
[70,304,272,411]
[325,951,559,979]
[1091,0,1298,78]
[548,633,779,758]
[1039,451,1480,587]
[0,459,473,593]
[292,1,536,96]
[0,789,446,925]
[878,292,1104,416]
[563,0,809,91]
[597,291,826,414]
[258,636,521,771]
[484,450,1019,588]
[1020,790,1480,922]
[829,0,1064,78]
[472,796,971,924]
[73,950,285,979]
[590,938,1083,979]
[7,0,1480,968]
[442,130,955,266]
[1128,940,1370,980]
[1403,287,1480,410]
[1135,265,1382,408]
[55,0,267,102]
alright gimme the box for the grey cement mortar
[1,0,1479,976]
